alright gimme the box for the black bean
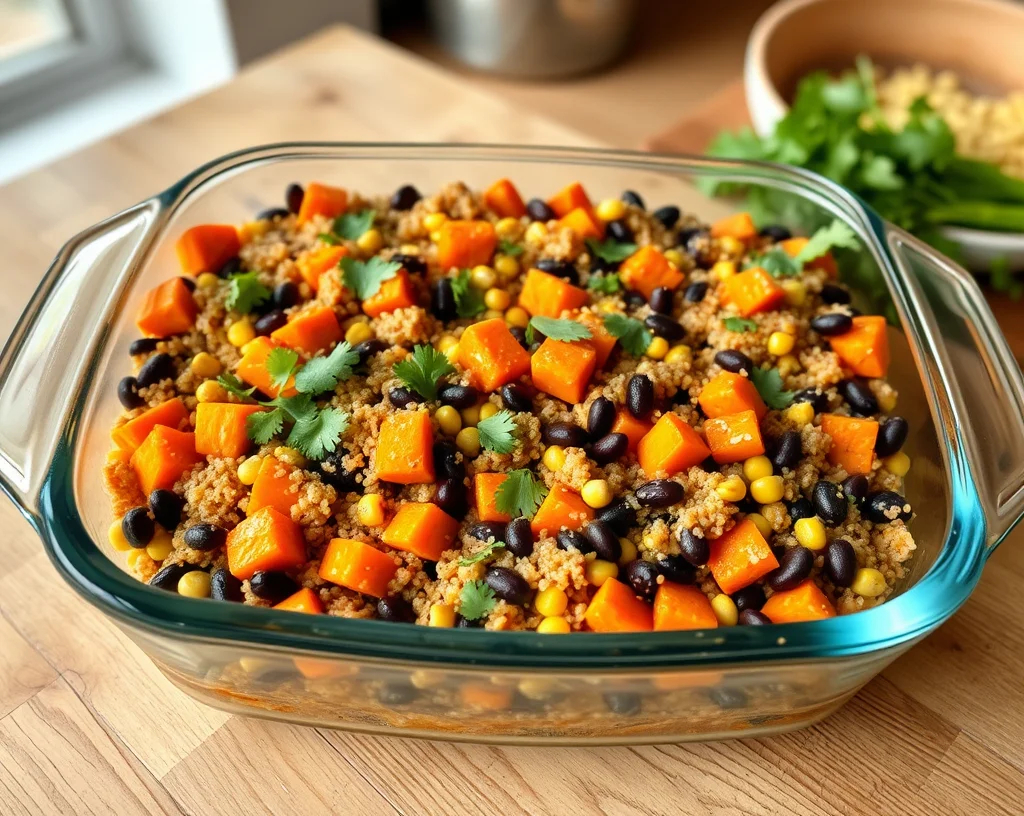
[271,281,300,310]
[621,190,645,209]
[535,257,579,285]
[840,378,879,415]
[648,286,673,315]
[793,387,828,412]
[590,433,628,464]
[769,431,802,472]
[353,339,389,365]
[625,559,659,602]
[842,474,869,506]
[469,522,506,543]
[875,417,909,457]
[606,219,634,243]
[500,382,533,413]
[129,337,161,356]
[217,256,241,279]
[597,498,637,536]
[739,609,772,626]
[178,276,197,292]
[864,491,912,524]
[678,528,710,567]
[788,498,815,522]
[148,489,183,531]
[254,309,288,336]
[183,523,226,551]
[626,377,654,423]
[644,313,684,342]
[249,571,299,603]
[544,421,588,447]
[256,206,290,221]
[434,478,467,518]
[824,539,857,587]
[149,563,193,592]
[811,312,854,336]
[767,546,814,592]
[604,691,641,715]
[812,480,848,526]
[438,384,478,409]
[122,507,154,548]
[653,205,681,229]
[821,283,852,305]
[584,520,621,562]
[684,281,708,302]
[431,278,456,321]
[456,615,483,628]
[485,567,530,605]
[732,584,766,611]
[136,353,175,388]
[504,517,534,558]
[210,568,244,602]
[390,253,428,276]
[556,529,591,553]
[587,397,615,439]
[389,386,417,408]
[658,554,696,584]
[285,183,304,214]
[316,449,361,492]
[390,184,421,210]
[422,560,438,580]
[510,326,529,349]
[526,198,556,221]
[117,376,144,409]
[634,479,684,508]
[433,440,463,480]
[378,683,418,705]
[377,596,415,622]
[714,349,753,375]
[758,224,792,241]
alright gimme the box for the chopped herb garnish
[225,271,272,313]
[587,273,622,294]
[294,340,360,394]
[495,469,548,519]
[749,365,796,410]
[285,406,349,460]
[476,409,518,454]
[525,316,592,345]
[266,347,300,392]
[459,541,506,566]
[602,313,652,356]
[318,233,341,246]
[459,580,497,621]
[586,237,638,263]
[498,239,524,257]
[450,269,486,318]
[796,220,859,263]
[217,373,256,400]
[333,208,376,240]
[340,256,402,300]
[247,408,285,444]
[747,247,802,278]
[723,316,758,333]
[392,344,454,401]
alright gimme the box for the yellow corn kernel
[423,212,448,232]
[665,344,692,365]
[429,231,442,243]
[784,401,815,427]
[884,451,911,477]
[108,519,132,552]
[851,567,887,598]
[470,265,497,290]
[767,331,795,356]
[537,616,570,634]
[518,677,558,700]
[240,339,261,357]
[399,244,422,255]
[345,321,374,346]
[712,260,737,280]
[495,217,521,239]
[716,475,747,502]
[618,537,638,564]
[597,301,620,314]
[777,354,801,377]
[878,391,898,413]
[743,455,774,483]
[595,198,627,222]
[444,342,460,363]
[711,593,738,627]
[429,603,456,628]
[484,288,511,311]
[456,427,481,457]
[794,516,827,550]
[479,402,499,421]
[195,380,227,403]
[178,570,212,598]
[524,221,548,245]
[746,512,773,540]
[126,548,148,571]
[663,248,684,267]
[494,254,520,279]
[581,479,613,509]
[781,279,807,306]
[275,446,306,468]
[483,308,504,320]
[460,404,480,427]
[237,456,262,485]
[543,445,567,471]
[437,334,459,354]
[357,494,386,527]
[146,530,174,562]
[585,559,619,587]
[355,228,383,253]
[645,336,669,360]
[238,220,269,243]
[196,272,220,289]
[227,319,255,347]
[718,235,744,257]
[190,352,222,379]
[505,306,530,328]
[434,405,461,436]
[534,586,569,617]
[750,475,785,505]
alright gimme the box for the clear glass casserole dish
[1,144,1022,745]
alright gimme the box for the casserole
[1,143,1022,744]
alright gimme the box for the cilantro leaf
[748,247,802,278]
[333,209,376,240]
[476,409,517,454]
[340,256,402,300]
[498,239,524,257]
[587,273,622,294]
[318,233,341,246]
[392,344,454,401]
[450,269,486,318]
[795,220,860,264]
[749,366,796,410]
[586,237,638,263]
[286,406,349,460]
[272,392,317,422]
[266,347,299,392]
[226,271,271,313]
[495,469,548,519]
[247,408,285,444]
[459,541,506,567]
[526,316,592,345]
[294,341,359,394]
[723,316,758,333]
[459,580,496,621]
[217,373,256,400]
[602,313,652,356]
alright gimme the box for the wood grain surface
[0,26,1022,816]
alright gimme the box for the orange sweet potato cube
[710,212,758,243]
[618,246,685,301]
[828,315,890,379]
[456,318,532,391]
[296,245,347,292]
[483,178,527,218]
[706,518,779,594]
[319,538,397,597]
[136,278,198,338]
[575,311,617,368]
[762,579,837,623]
[175,224,240,276]
[247,455,299,517]
[704,409,766,464]
[274,587,324,614]
[637,413,711,477]
[270,305,342,357]
[531,484,594,536]
[612,410,653,454]
[584,577,653,633]
[362,269,418,318]
[227,506,308,580]
[236,337,297,398]
[653,582,718,631]
[518,268,589,318]
[559,206,604,240]
[436,220,497,270]
[130,426,203,495]
[821,414,878,475]
[194,402,264,459]
[720,267,785,317]
[780,237,839,277]
[296,182,349,225]
[531,338,597,404]
[374,411,435,484]
[474,473,511,523]
[547,182,592,218]
[381,502,461,561]
[112,397,190,452]
[698,371,767,420]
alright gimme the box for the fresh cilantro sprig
[495,469,548,519]
[294,340,360,393]
[218,373,256,400]
[450,269,486,318]
[226,271,272,313]
[586,237,637,263]
[459,580,497,621]
[340,256,401,300]
[602,313,652,356]
[477,409,517,454]
[749,366,796,410]
[587,273,622,294]
[525,316,592,345]
[747,219,860,278]
[333,209,376,240]
[746,248,801,278]
[498,239,524,257]
[392,344,454,401]
[723,316,757,333]
[459,541,506,567]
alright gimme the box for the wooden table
[1,27,1022,816]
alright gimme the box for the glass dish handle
[0,200,162,517]
[886,226,1024,549]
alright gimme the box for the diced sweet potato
[780,237,838,277]
[246,456,299,517]
[460,683,514,711]
[653,582,718,631]
[319,537,397,597]
[704,409,765,464]
[559,206,604,240]
[273,587,324,614]
[531,484,594,536]
[136,278,198,338]
[130,426,203,495]
[112,397,190,452]
[821,414,878,475]
[720,267,785,317]
[381,502,460,561]
[362,269,418,318]
[828,316,890,378]
[455,318,531,391]
[236,337,297,398]
[296,182,348,225]
[584,577,653,632]
[710,212,757,243]
[270,306,342,357]
[474,473,511,523]
[547,182,592,219]
[483,178,527,218]
[612,410,653,454]
[706,518,779,594]
[175,224,240,276]
[637,413,711,477]
[762,579,836,623]
[374,411,435,484]
[436,220,497,270]
[226,506,307,580]
[531,338,597,404]
[698,372,767,420]
[618,246,685,300]
[194,402,264,459]
[296,245,347,292]
[574,310,617,368]
[518,268,588,318]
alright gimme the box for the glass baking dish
[2,144,1022,745]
